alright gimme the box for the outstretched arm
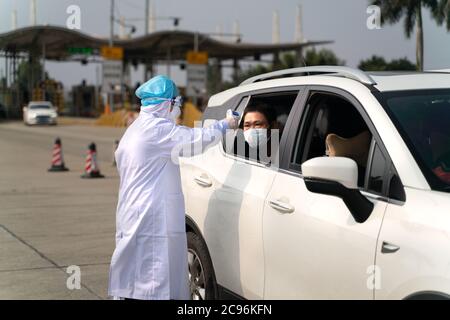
[156,112,239,158]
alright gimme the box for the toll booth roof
[0,25,332,61]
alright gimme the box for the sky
[1,0,450,89]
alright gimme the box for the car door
[181,96,252,230]
[263,86,391,299]
[183,88,304,299]
[374,189,450,300]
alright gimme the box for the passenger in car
[325,131,371,167]
[325,130,371,186]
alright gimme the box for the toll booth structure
[0,26,332,119]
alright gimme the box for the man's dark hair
[240,102,277,129]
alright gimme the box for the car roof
[370,72,450,92]
[208,69,450,107]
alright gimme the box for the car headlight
[29,113,37,119]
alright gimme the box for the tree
[304,48,345,66]
[221,64,271,91]
[17,59,47,91]
[358,55,416,71]
[13,60,50,104]
[358,55,388,71]
[388,57,417,70]
[371,0,450,71]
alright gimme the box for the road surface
[0,121,126,299]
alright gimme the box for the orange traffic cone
[48,138,69,172]
[81,143,104,178]
[104,103,112,115]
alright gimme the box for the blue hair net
[135,75,179,107]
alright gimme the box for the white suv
[180,66,450,300]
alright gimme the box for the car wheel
[187,231,218,300]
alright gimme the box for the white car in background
[23,101,58,125]
[180,66,450,300]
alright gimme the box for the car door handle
[194,175,212,188]
[269,199,295,214]
[381,241,400,254]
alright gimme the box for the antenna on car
[300,55,310,76]
[300,56,307,67]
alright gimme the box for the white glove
[225,109,240,130]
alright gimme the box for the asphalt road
[0,121,126,299]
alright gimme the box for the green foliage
[358,55,388,71]
[17,60,47,91]
[304,48,345,66]
[388,57,417,71]
[371,0,450,37]
[358,55,416,71]
[370,0,450,70]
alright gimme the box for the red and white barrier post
[48,137,69,172]
[81,142,104,178]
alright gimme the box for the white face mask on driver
[244,128,268,148]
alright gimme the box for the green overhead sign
[68,47,94,55]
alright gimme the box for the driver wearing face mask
[241,103,278,161]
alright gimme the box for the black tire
[187,231,218,300]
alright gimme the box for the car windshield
[377,89,450,193]
[29,105,51,110]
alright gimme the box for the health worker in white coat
[108,75,239,300]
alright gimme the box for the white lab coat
[108,105,228,300]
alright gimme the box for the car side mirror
[301,157,374,223]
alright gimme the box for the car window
[29,105,51,110]
[234,96,249,114]
[291,91,375,188]
[367,142,387,194]
[224,91,299,166]
[377,89,450,193]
